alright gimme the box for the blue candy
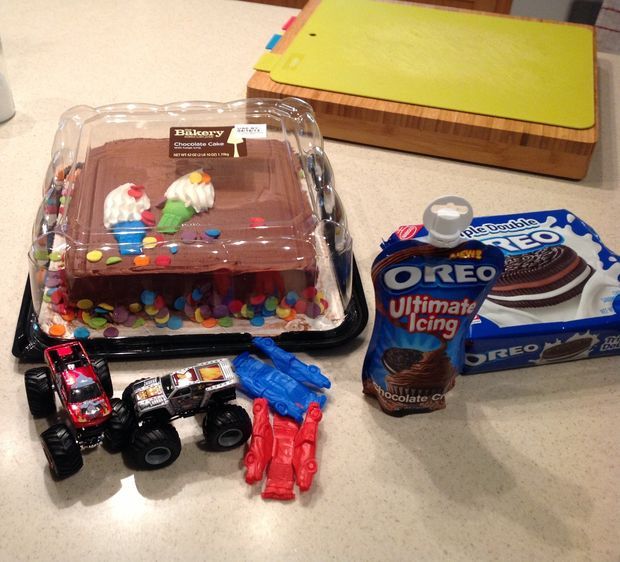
[167,316,183,330]
[74,327,90,339]
[285,291,299,306]
[140,290,155,306]
[250,316,265,327]
[173,297,186,311]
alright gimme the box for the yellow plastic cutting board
[263,0,595,128]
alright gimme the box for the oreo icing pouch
[362,197,504,416]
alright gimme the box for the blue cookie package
[461,209,620,373]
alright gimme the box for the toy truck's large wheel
[92,358,113,398]
[203,404,252,451]
[40,424,83,479]
[24,367,55,417]
[129,424,181,470]
[122,379,147,408]
[104,398,135,451]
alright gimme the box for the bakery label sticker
[169,126,248,159]
[234,123,267,139]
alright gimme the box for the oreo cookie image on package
[458,210,620,373]
[538,335,595,363]
[487,245,593,309]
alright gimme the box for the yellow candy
[86,250,103,263]
[77,299,94,310]
[241,304,254,319]
[129,303,142,313]
[155,314,170,325]
[82,311,92,323]
[194,309,204,323]
[142,236,158,250]
[97,303,113,311]
[189,171,203,184]
[276,305,290,319]
[145,305,159,316]
[314,291,325,304]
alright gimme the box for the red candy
[154,295,166,308]
[128,188,144,199]
[250,217,266,228]
[250,294,266,306]
[228,300,243,314]
[50,291,64,305]
[155,255,172,267]
[302,286,317,300]
[294,300,307,314]
[141,210,156,226]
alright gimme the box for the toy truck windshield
[69,381,100,403]
[161,375,174,396]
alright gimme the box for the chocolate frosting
[385,344,455,391]
[64,138,317,280]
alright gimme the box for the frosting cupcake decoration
[103,183,152,256]
[156,170,215,234]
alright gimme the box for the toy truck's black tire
[129,424,181,470]
[92,358,113,398]
[104,398,135,451]
[40,423,83,479]
[24,367,55,417]
[122,379,147,408]
[203,404,252,451]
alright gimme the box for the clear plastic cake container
[15,98,367,361]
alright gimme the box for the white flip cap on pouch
[423,196,473,248]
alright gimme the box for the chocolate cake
[47,137,328,332]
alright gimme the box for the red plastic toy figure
[244,398,322,500]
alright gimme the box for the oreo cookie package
[362,198,505,415]
[461,210,620,373]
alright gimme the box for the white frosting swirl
[164,172,215,213]
[103,183,151,228]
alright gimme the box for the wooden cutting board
[247,0,598,179]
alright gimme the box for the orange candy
[202,172,211,183]
[61,311,75,322]
[49,324,66,337]
[133,255,150,267]
[284,309,297,322]
[202,318,217,328]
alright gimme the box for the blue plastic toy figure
[233,352,327,423]
[252,337,331,389]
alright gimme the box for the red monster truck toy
[24,341,127,479]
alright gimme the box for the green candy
[218,316,233,328]
[264,296,278,312]
[88,316,108,329]
[48,252,61,262]
[34,249,49,261]
[132,317,146,328]
[42,293,52,303]
[106,256,122,265]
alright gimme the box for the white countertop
[0,1,618,560]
